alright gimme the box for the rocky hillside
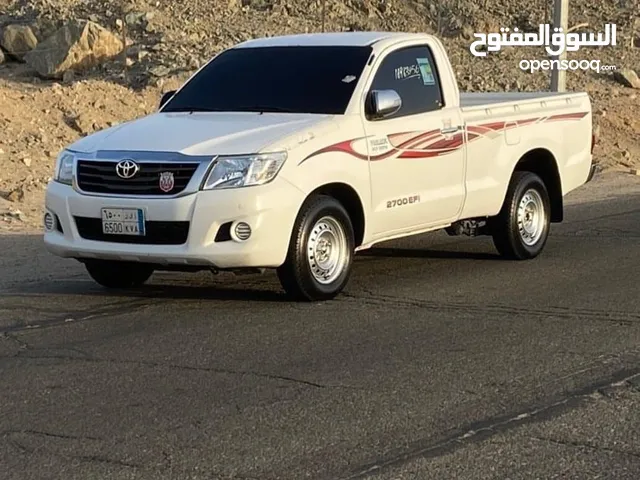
[0,0,639,231]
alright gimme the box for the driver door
[362,45,466,237]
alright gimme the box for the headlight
[202,152,287,190]
[54,151,75,185]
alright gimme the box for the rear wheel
[490,171,551,260]
[277,195,354,301]
[84,260,154,289]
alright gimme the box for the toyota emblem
[115,159,140,179]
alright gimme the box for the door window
[368,46,444,119]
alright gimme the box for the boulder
[149,65,170,77]
[70,113,97,135]
[0,48,5,64]
[231,0,273,10]
[125,11,155,27]
[460,25,475,40]
[613,69,640,89]
[25,20,123,79]
[6,187,24,203]
[0,25,38,61]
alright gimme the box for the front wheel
[490,171,551,260]
[84,260,154,289]
[277,195,355,301]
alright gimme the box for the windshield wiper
[163,106,226,113]
[164,105,298,114]
[234,105,297,113]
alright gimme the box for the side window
[368,45,444,120]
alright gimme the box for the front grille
[74,217,189,245]
[76,160,199,196]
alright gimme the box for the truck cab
[44,32,595,300]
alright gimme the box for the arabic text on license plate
[101,208,145,236]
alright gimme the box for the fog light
[232,221,252,241]
[44,212,55,231]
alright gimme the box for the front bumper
[43,179,305,269]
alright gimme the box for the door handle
[440,126,461,134]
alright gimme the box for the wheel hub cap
[517,189,546,246]
[307,216,348,284]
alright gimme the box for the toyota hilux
[44,31,596,300]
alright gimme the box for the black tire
[84,260,154,289]
[277,195,355,301]
[490,171,551,260]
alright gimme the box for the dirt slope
[0,0,638,232]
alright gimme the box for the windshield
[162,46,372,115]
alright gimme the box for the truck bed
[459,91,591,124]
[460,91,587,111]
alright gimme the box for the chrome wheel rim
[517,188,546,246]
[307,216,349,284]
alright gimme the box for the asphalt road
[1,172,639,480]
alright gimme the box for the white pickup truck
[44,32,596,300]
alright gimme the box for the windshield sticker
[417,58,435,85]
[342,75,357,83]
[394,64,421,81]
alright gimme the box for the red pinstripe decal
[547,112,588,121]
[467,132,481,141]
[306,139,369,161]
[394,129,441,149]
[404,132,443,149]
[387,131,422,145]
[426,133,465,151]
[479,121,506,131]
[398,148,458,159]
[298,111,588,164]
[517,117,540,126]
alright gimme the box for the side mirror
[159,90,176,110]
[367,89,402,120]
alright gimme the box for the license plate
[101,208,145,236]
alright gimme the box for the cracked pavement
[0,171,639,479]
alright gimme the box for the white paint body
[44,32,594,268]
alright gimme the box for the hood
[68,112,333,155]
